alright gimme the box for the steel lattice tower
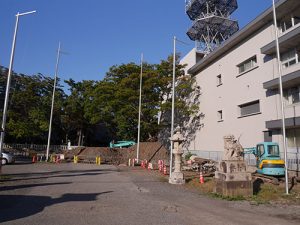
[185,0,239,55]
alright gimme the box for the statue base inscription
[214,160,253,197]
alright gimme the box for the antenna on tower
[185,0,239,55]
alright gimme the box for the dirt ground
[64,142,169,165]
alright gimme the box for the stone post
[169,129,185,185]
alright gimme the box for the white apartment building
[181,0,300,153]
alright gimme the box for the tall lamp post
[271,0,289,194]
[46,42,62,161]
[169,36,189,177]
[0,10,36,172]
[170,36,176,176]
[136,53,143,163]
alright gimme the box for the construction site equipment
[244,142,285,176]
[109,141,136,148]
[184,156,216,175]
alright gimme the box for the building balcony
[266,116,300,130]
[261,25,300,55]
[263,65,300,90]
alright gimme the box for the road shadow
[0,182,72,192]
[1,171,108,182]
[0,191,113,223]
[1,168,117,182]
[5,168,117,177]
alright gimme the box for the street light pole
[169,36,176,177]
[136,53,143,163]
[46,42,61,161]
[0,10,36,173]
[272,0,289,195]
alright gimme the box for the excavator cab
[255,142,285,176]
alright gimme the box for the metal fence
[187,150,300,172]
[3,143,71,153]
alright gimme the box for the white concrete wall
[188,24,283,151]
[180,48,197,75]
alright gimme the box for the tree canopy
[0,54,198,147]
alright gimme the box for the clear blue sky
[0,0,272,85]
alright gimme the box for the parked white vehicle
[1,152,15,165]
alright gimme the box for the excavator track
[252,172,281,185]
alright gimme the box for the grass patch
[210,193,246,201]
[185,176,300,205]
[186,177,215,193]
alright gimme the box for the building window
[294,16,300,26]
[281,49,298,69]
[280,14,300,33]
[216,74,222,86]
[284,86,300,105]
[238,100,260,117]
[237,56,257,74]
[286,128,300,148]
[257,144,265,157]
[217,110,223,122]
[280,17,293,33]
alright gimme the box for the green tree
[63,79,95,146]
[2,72,65,144]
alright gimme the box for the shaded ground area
[1,163,300,225]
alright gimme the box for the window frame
[237,56,258,76]
[281,49,298,69]
[283,86,300,105]
[216,74,222,86]
[238,100,261,118]
[217,110,223,122]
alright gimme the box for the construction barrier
[199,171,204,184]
[163,165,167,175]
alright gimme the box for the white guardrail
[3,143,80,153]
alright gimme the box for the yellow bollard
[74,156,78,164]
[96,156,101,165]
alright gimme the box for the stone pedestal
[169,154,185,184]
[169,130,185,185]
[214,160,253,197]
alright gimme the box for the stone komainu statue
[223,135,244,161]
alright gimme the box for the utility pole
[272,0,289,195]
[169,36,176,177]
[46,42,61,161]
[136,53,143,163]
[0,10,36,173]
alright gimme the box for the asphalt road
[0,162,300,225]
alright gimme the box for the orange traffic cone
[199,171,204,184]
[163,165,167,175]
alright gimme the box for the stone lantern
[169,129,185,185]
